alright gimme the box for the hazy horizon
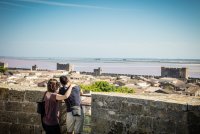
[1,56,200,61]
[0,0,200,59]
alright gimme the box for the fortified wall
[91,93,200,134]
[57,63,74,72]
[80,71,160,79]
[0,86,200,134]
[161,67,189,79]
[0,86,91,134]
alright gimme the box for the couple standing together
[42,76,84,134]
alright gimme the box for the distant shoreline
[1,56,200,64]
[1,57,200,78]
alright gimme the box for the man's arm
[56,84,75,100]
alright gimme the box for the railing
[59,94,92,134]
[81,94,92,134]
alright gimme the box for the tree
[0,66,8,73]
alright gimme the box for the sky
[0,0,200,59]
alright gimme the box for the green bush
[80,81,135,93]
[0,66,7,73]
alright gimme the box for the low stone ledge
[91,92,200,134]
[92,92,200,111]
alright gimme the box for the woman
[42,78,75,134]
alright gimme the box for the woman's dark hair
[47,79,60,92]
[59,76,69,85]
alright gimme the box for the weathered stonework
[0,86,91,134]
[91,93,200,134]
[56,63,74,72]
[3,85,199,134]
[0,87,45,134]
[161,67,189,79]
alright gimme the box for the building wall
[161,67,189,79]
[93,67,102,76]
[57,63,74,72]
[91,93,200,134]
[32,65,38,71]
[0,62,8,68]
[0,87,91,134]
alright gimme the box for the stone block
[108,120,124,134]
[152,118,176,134]
[5,101,22,112]
[91,107,111,120]
[34,125,45,134]
[0,111,18,123]
[0,100,4,111]
[137,115,153,133]
[0,87,8,100]
[0,122,10,134]
[104,96,126,110]
[175,123,189,134]
[10,123,35,134]
[145,106,165,118]
[8,90,25,102]
[91,118,110,134]
[126,97,150,106]
[187,111,200,126]
[150,100,187,112]
[166,110,188,123]
[25,90,44,102]
[188,104,200,111]
[17,113,41,125]
[187,124,200,134]
[22,102,37,113]
[92,94,125,110]
[120,101,143,115]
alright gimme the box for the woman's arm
[56,84,75,100]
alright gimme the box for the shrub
[0,66,8,73]
[80,81,135,93]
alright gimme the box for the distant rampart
[80,71,160,79]
[80,71,200,80]
[161,67,189,79]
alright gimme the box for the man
[59,76,84,134]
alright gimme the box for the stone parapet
[91,93,200,134]
[0,86,91,134]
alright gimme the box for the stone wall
[0,87,91,134]
[80,71,160,79]
[1,86,200,134]
[57,63,74,72]
[91,93,200,134]
[0,87,44,134]
[161,67,189,79]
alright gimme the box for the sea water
[1,57,200,78]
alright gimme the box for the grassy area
[80,81,135,93]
